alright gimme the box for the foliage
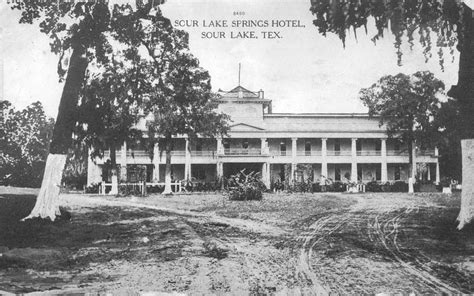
[360,71,444,148]
[0,101,54,187]
[391,181,409,192]
[365,181,382,192]
[118,184,143,197]
[309,0,463,68]
[225,170,266,201]
[84,183,100,194]
[62,139,88,190]
[360,71,444,188]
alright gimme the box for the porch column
[184,137,191,181]
[291,137,297,181]
[216,162,223,179]
[381,138,388,182]
[120,141,127,182]
[412,142,417,179]
[435,146,440,184]
[262,162,270,188]
[152,143,160,182]
[321,138,328,177]
[351,138,358,182]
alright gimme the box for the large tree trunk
[162,141,173,195]
[23,46,88,221]
[448,4,474,229]
[457,140,474,229]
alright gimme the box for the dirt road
[0,191,473,294]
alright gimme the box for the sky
[0,0,460,117]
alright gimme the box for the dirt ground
[0,187,473,295]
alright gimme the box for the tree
[0,101,54,187]
[359,71,444,193]
[77,56,146,194]
[309,0,474,228]
[146,48,229,195]
[11,1,164,220]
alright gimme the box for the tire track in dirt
[367,206,461,294]
[296,213,352,295]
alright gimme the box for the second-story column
[381,138,388,182]
[321,138,328,178]
[291,137,297,181]
[152,142,160,182]
[261,138,269,155]
[120,141,127,182]
[217,137,224,155]
[184,137,191,181]
[351,138,358,182]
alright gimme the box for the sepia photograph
[0,0,473,294]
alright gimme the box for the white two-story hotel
[87,85,440,188]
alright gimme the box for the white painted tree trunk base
[408,177,414,193]
[162,174,173,195]
[457,139,474,230]
[110,174,118,195]
[22,153,67,221]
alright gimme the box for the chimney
[258,89,264,99]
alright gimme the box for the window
[375,165,381,181]
[280,141,287,156]
[335,167,341,181]
[394,141,401,151]
[242,139,249,149]
[223,140,230,150]
[395,166,401,181]
[193,166,206,180]
[356,139,362,151]
[375,140,381,152]
[195,141,202,156]
[334,140,341,151]
[305,141,311,156]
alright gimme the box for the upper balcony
[221,148,266,156]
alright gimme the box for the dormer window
[242,139,249,149]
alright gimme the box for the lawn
[0,187,473,294]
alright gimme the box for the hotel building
[87,85,440,188]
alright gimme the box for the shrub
[85,183,100,194]
[225,170,266,201]
[118,184,143,196]
[365,181,382,192]
[391,181,409,192]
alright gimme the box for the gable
[230,123,265,131]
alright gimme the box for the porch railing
[417,149,436,156]
[191,150,217,157]
[357,150,382,156]
[327,150,352,156]
[296,151,322,156]
[387,150,409,156]
[223,148,262,155]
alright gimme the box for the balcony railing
[327,150,352,156]
[387,150,409,156]
[271,151,291,156]
[127,150,149,158]
[223,148,262,155]
[296,151,322,156]
[357,150,381,156]
[191,150,217,157]
[417,149,436,156]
